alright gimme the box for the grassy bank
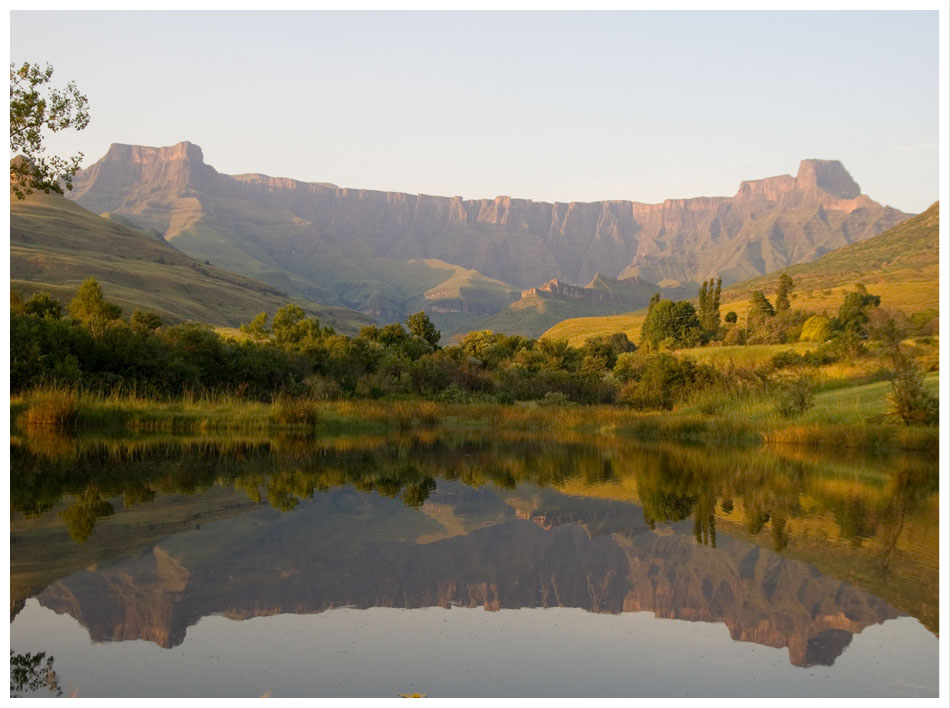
[11,378,939,452]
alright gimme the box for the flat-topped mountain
[69,142,911,331]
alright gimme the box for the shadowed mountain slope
[10,191,374,332]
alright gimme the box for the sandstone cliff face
[69,143,911,317]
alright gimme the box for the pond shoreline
[11,390,938,453]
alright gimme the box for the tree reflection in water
[9,651,62,698]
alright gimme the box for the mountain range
[65,142,911,335]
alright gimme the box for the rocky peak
[103,140,205,166]
[72,141,218,207]
[735,159,861,202]
[795,159,860,198]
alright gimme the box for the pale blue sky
[10,10,940,212]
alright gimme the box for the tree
[129,309,163,335]
[799,314,831,342]
[746,291,778,342]
[23,291,63,319]
[774,273,794,312]
[68,277,121,337]
[10,61,90,198]
[887,352,938,426]
[640,297,702,349]
[724,311,737,325]
[240,312,271,341]
[406,311,441,349]
[835,286,881,336]
[10,651,62,698]
[272,304,323,350]
[697,276,722,335]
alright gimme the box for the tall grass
[10,381,938,452]
[22,388,78,427]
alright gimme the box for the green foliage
[617,353,717,411]
[8,269,941,439]
[887,353,939,426]
[22,291,63,319]
[240,312,271,341]
[459,330,529,369]
[641,297,702,349]
[774,273,794,312]
[579,333,636,369]
[272,304,322,348]
[773,373,815,418]
[10,61,90,198]
[697,276,722,336]
[60,489,114,543]
[835,286,881,336]
[406,311,441,348]
[746,291,778,343]
[129,309,163,335]
[68,277,121,337]
[800,315,832,342]
[724,311,738,324]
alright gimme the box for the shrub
[888,355,938,426]
[541,391,570,407]
[773,374,815,418]
[722,326,745,345]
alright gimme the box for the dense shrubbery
[11,276,937,426]
[11,279,641,405]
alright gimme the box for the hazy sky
[9,10,940,213]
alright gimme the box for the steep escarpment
[69,143,911,327]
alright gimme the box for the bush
[722,326,745,345]
[773,374,815,418]
[541,391,570,407]
[888,355,938,426]
[617,354,717,411]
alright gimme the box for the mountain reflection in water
[10,430,938,672]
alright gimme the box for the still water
[9,430,939,697]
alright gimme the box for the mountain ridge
[69,142,911,330]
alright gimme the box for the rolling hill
[543,203,938,346]
[474,274,693,339]
[10,191,375,332]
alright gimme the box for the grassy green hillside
[10,192,375,332]
[543,203,939,345]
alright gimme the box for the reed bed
[10,384,938,452]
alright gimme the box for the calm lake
[9,429,939,697]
